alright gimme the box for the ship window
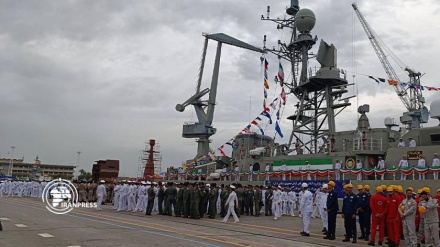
[430,134,440,143]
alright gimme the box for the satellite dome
[294,8,316,33]
[384,117,394,126]
[430,99,440,119]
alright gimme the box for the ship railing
[352,137,383,151]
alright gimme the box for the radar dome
[430,99,440,119]
[294,9,316,33]
[384,117,394,126]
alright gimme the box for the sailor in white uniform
[432,153,440,179]
[299,183,313,236]
[398,155,409,180]
[377,157,385,180]
[356,160,363,180]
[222,185,239,223]
[288,187,297,216]
[272,185,282,220]
[96,180,107,211]
[417,155,426,180]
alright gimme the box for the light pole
[76,151,82,180]
[9,146,16,176]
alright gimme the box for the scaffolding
[137,140,162,178]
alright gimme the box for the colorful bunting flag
[278,61,284,87]
[217,145,226,156]
[260,111,272,124]
[281,87,286,105]
[275,121,283,138]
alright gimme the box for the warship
[175,0,440,181]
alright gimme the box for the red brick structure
[92,160,119,182]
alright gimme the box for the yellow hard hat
[376,186,383,192]
[437,188,440,193]
[386,187,394,192]
[391,185,398,190]
[418,206,427,214]
[364,185,371,190]
[422,187,431,194]
[357,184,364,190]
[398,187,403,193]
[408,187,414,192]
[400,205,405,212]
[343,184,347,189]
[346,184,353,188]
[417,189,423,194]
[381,185,387,189]
[328,181,336,187]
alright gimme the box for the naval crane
[176,33,264,159]
[352,3,428,129]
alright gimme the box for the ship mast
[262,0,352,154]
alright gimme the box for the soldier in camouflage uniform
[245,185,254,216]
[165,182,177,216]
[145,182,155,215]
[208,183,218,219]
[265,186,273,216]
[199,183,209,218]
[175,183,184,217]
[254,185,262,216]
[191,183,201,219]
[183,183,192,218]
[235,184,243,217]
[220,184,229,218]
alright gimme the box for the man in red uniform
[386,186,402,247]
[368,186,387,246]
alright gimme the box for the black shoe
[323,236,330,239]
[359,235,365,240]
[342,239,350,242]
[378,242,383,246]
[365,237,369,241]
[322,228,326,232]
[352,240,357,243]
[300,231,306,235]
[367,242,375,246]
[303,233,310,237]
[329,237,335,240]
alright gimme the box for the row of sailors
[110,180,307,217]
[115,180,439,247]
[0,180,46,198]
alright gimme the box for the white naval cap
[322,184,328,189]
[100,180,105,183]
[230,185,236,189]
[141,181,146,185]
[146,181,151,185]
[301,182,308,188]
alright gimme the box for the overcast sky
[1,0,439,177]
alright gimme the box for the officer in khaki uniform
[78,181,87,202]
